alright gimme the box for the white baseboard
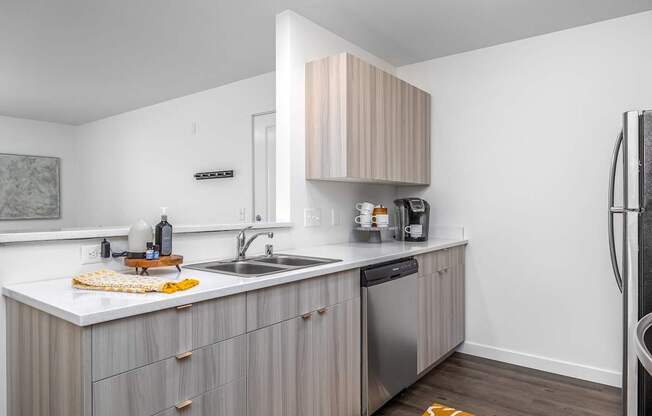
[458,341,622,387]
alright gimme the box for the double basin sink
[185,254,341,277]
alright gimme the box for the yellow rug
[422,403,475,416]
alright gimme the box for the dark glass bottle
[155,208,173,256]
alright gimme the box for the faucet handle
[265,244,274,257]
[237,225,253,238]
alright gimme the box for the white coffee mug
[355,214,373,228]
[355,202,374,213]
[372,214,389,228]
[405,224,423,237]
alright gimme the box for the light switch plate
[330,209,341,226]
[304,208,322,227]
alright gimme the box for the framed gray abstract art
[0,153,61,220]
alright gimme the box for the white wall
[75,72,275,227]
[275,10,398,246]
[0,116,78,231]
[396,11,652,386]
[0,73,276,232]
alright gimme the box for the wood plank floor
[376,353,621,416]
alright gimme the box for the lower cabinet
[416,246,465,374]
[247,297,361,416]
[8,252,467,416]
[313,298,361,416]
[247,314,314,416]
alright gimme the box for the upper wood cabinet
[306,53,431,185]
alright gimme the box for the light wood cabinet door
[247,315,314,416]
[313,298,361,416]
[305,52,348,179]
[247,295,362,416]
[449,261,465,349]
[416,246,465,374]
[405,80,430,184]
[347,53,375,180]
[6,298,92,416]
[417,272,444,373]
[306,52,430,185]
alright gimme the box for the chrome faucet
[235,226,274,260]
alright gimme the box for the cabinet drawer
[93,335,246,416]
[416,249,449,276]
[192,293,246,347]
[417,246,465,276]
[312,268,360,310]
[154,378,245,416]
[92,304,192,381]
[246,269,359,331]
[92,294,245,381]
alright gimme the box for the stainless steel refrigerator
[609,110,652,415]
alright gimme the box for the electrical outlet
[304,208,321,227]
[81,244,103,265]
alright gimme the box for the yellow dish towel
[72,269,199,294]
[423,403,474,416]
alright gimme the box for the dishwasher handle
[361,258,418,287]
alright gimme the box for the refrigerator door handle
[608,131,624,293]
[635,312,652,376]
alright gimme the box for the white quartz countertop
[2,239,467,326]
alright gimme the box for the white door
[252,112,276,223]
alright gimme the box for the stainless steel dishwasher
[361,257,419,416]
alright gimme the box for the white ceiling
[2,0,651,125]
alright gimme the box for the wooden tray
[124,254,183,275]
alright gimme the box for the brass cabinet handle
[175,351,193,360]
[302,313,312,320]
[317,308,327,315]
[175,400,192,410]
[176,304,193,310]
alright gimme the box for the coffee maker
[394,198,430,242]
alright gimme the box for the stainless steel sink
[185,254,341,277]
[253,254,335,267]
[203,262,286,275]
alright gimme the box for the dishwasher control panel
[361,257,418,287]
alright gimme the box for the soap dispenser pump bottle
[155,207,173,256]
